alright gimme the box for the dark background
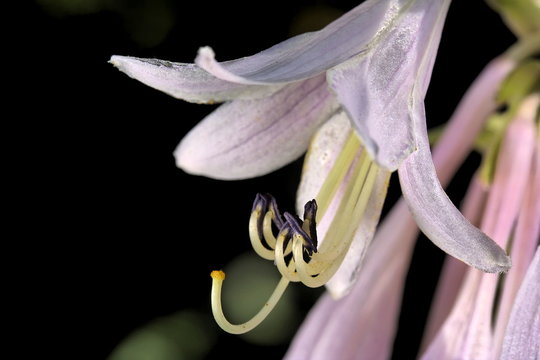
[21,0,514,359]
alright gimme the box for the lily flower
[110,0,512,333]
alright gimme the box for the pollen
[210,270,226,281]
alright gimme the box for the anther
[302,199,318,250]
[249,193,288,260]
[266,193,284,229]
[251,193,270,246]
[283,212,318,256]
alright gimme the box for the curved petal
[420,176,488,352]
[398,101,511,273]
[500,246,540,360]
[328,0,450,171]
[174,75,338,180]
[194,0,399,84]
[109,55,283,103]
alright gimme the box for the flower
[110,0,513,333]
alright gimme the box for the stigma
[210,131,382,333]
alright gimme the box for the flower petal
[327,0,451,171]
[174,75,338,180]
[295,111,353,214]
[283,293,339,360]
[420,269,487,360]
[480,95,538,247]
[194,0,397,84]
[109,55,283,103]
[492,95,540,358]
[499,246,540,360]
[430,57,516,181]
[420,176,488,352]
[398,101,511,273]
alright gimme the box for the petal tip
[195,46,215,66]
[474,251,512,274]
[108,55,140,75]
[108,56,120,69]
[173,141,201,176]
[495,254,512,274]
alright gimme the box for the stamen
[283,212,317,256]
[210,131,384,334]
[293,237,349,288]
[210,270,290,334]
[293,163,380,287]
[314,150,370,260]
[260,133,378,289]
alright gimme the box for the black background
[21,0,515,359]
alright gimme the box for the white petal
[194,0,398,84]
[109,55,283,103]
[500,246,540,360]
[327,0,451,171]
[174,75,338,180]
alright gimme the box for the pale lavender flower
[110,0,513,334]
